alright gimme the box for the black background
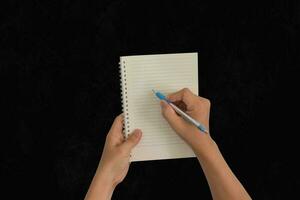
[1,0,299,199]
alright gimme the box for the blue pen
[152,89,209,134]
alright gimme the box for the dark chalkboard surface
[2,1,299,199]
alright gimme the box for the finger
[160,101,189,135]
[107,114,125,144]
[121,129,142,152]
[109,114,124,133]
[167,88,196,109]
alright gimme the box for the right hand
[160,88,216,158]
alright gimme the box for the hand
[160,89,251,200]
[160,88,215,158]
[85,114,142,200]
[98,114,142,186]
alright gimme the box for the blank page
[120,53,198,161]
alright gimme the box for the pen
[152,89,209,134]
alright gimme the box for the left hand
[97,114,142,187]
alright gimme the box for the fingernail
[167,95,174,101]
[135,129,141,133]
[133,129,142,137]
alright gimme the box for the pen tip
[152,89,156,94]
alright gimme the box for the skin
[84,115,142,200]
[85,88,251,200]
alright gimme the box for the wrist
[97,166,118,189]
[85,167,116,200]
[97,170,116,198]
[191,136,219,161]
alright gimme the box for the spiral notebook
[119,52,198,161]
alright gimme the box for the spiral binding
[119,59,130,137]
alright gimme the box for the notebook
[119,52,198,161]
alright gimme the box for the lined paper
[120,53,198,161]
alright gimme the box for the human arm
[84,114,142,200]
[160,88,251,200]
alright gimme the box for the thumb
[160,101,189,135]
[121,129,142,152]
